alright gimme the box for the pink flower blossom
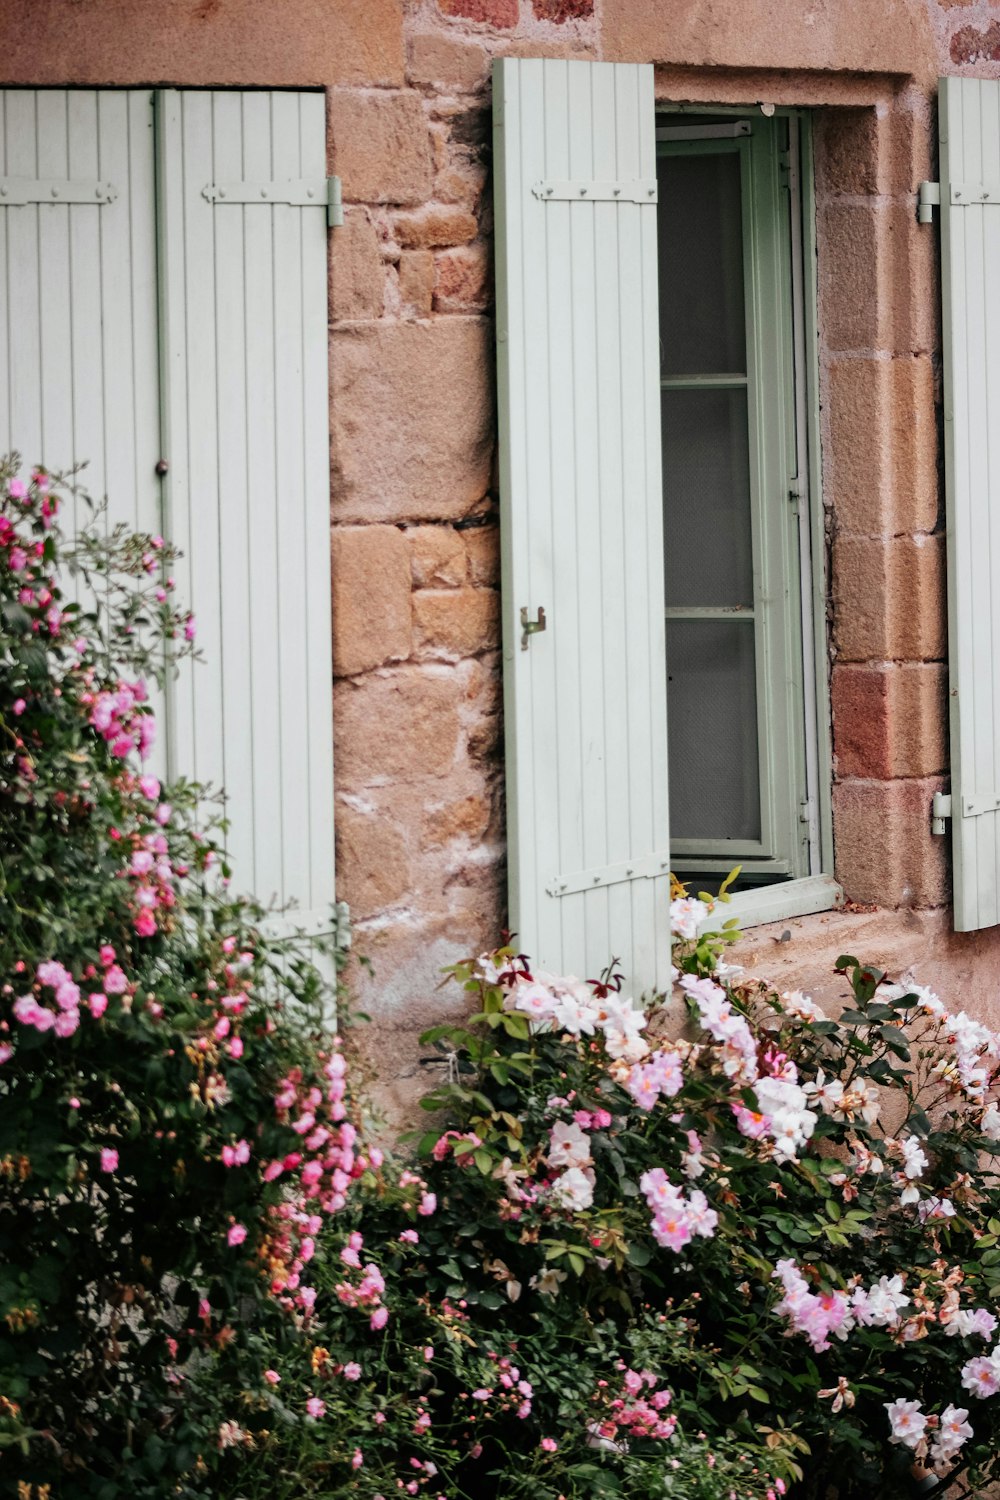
[305,1397,325,1419]
[264,1370,281,1385]
[227,1223,248,1247]
[100,1148,119,1173]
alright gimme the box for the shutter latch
[520,605,546,651]
[931,791,952,835]
[917,181,940,224]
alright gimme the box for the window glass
[658,152,746,376]
[661,387,753,608]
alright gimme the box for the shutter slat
[156,89,335,935]
[494,58,671,991]
[940,78,1000,930]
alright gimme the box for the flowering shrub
[226,908,1000,1500]
[0,461,365,1495]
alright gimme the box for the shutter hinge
[327,175,344,229]
[799,797,814,826]
[917,181,940,224]
[532,179,658,204]
[0,177,117,205]
[547,851,672,898]
[931,791,952,835]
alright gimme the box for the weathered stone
[330,525,411,678]
[951,21,1000,64]
[434,243,491,311]
[423,791,492,845]
[437,0,519,26]
[413,588,500,658]
[331,319,494,523]
[408,525,468,587]
[884,201,939,356]
[334,666,463,784]
[832,663,947,780]
[832,534,946,663]
[814,108,879,196]
[600,0,934,80]
[397,251,435,317]
[335,803,412,918]
[0,0,406,87]
[817,203,880,353]
[832,776,948,908]
[394,204,479,249]
[827,356,937,537]
[329,89,433,206]
[463,525,500,588]
[406,30,490,92]
[330,209,384,323]
[532,0,594,17]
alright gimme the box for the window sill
[697,873,844,936]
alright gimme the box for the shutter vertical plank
[241,92,284,908]
[34,92,73,487]
[156,88,335,935]
[494,58,670,992]
[66,92,105,543]
[940,77,1000,930]
[298,92,337,922]
[4,92,43,465]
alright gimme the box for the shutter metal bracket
[917,181,940,223]
[950,182,1000,206]
[533,179,658,204]
[0,177,117,205]
[931,791,952,835]
[520,605,546,650]
[327,176,344,229]
[547,851,672,898]
[200,176,343,226]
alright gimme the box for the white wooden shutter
[493,59,671,991]
[155,90,335,937]
[0,88,165,768]
[939,77,1000,931]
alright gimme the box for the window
[657,112,825,896]
[0,88,336,939]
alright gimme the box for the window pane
[658,151,746,376]
[662,387,753,607]
[666,620,761,841]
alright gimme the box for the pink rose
[100,1148,119,1173]
[227,1223,248,1247]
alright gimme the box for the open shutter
[939,78,1000,931]
[155,90,335,938]
[0,89,165,765]
[493,58,671,991]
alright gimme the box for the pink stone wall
[5,0,1000,1110]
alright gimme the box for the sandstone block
[437,0,519,26]
[532,0,595,17]
[330,525,412,677]
[423,791,492,845]
[334,667,462,783]
[814,107,879,196]
[833,776,948,908]
[397,251,435,317]
[832,663,947,780]
[406,30,490,92]
[434,242,491,312]
[0,0,405,88]
[329,89,433,206]
[330,209,384,323]
[817,203,880,353]
[951,21,1000,64]
[394,205,479,249]
[884,202,939,356]
[335,803,412,919]
[832,535,946,662]
[463,524,500,587]
[827,356,937,537]
[408,525,468,587]
[331,319,494,523]
[413,587,501,658]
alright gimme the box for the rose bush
[0,460,365,1496]
[7,456,1000,1500]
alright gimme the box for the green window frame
[657,110,832,898]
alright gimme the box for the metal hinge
[917,181,940,223]
[547,851,672,898]
[931,791,952,835]
[532,179,658,204]
[200,175,344,228]
[0,177,117,205]
[950,182,1000,206]
[799,797,814,826]
[520,605,546,650]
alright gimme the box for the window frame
[657,105,839,927]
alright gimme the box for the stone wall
[5,0,1000,1114]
